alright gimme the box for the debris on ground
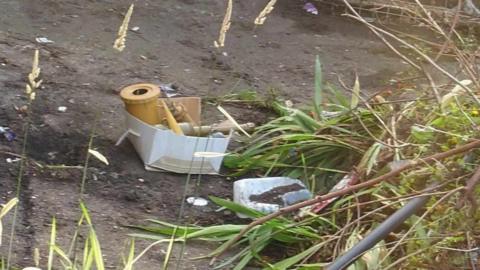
[303,2,318,15]
[6,157,21,163]
[35,37,54,44]
[116,83,252,174]
[186,197,208,206]
[57,106,67,112]
[233,177,312,217]
[0,126,16,142]
[159,83,179,97]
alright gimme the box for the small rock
[125,191,140,202]
[131,26,140,32]
[57,106,67,112]
[17,105,28,113]
[47,152,57,160]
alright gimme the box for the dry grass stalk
[214,0,232,48]
[254,0,277,25]
[341,0,480,106]
[318,0,480,26]
[113,4,134,52]
[26,49,42,102]
[217,105,251,137]
[6,49,42,269]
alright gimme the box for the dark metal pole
[326,193,431,270]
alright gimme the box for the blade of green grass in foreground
[313,55,323,120]
[47,217,56,270]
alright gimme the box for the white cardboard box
[116,111,231,174]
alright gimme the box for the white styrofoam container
[116,111,231,174]
[233,177,312,218]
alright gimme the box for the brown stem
[456,165,480,212]
[210,139,480,264]
[434,0,462,61]
[422,66,442,106]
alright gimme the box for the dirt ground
[0,0,410,269]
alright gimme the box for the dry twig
[456,165,480,212]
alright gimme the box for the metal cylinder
[326,193,431,270]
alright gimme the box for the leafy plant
[46,203,106,270]
[131,196,332,269]
[224,60,383,192]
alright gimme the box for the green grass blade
[80,203,92,225]
[47,217,56,270]
[209,196,265,218]
[314,55,323,119]
[162,226,178,270]
[128,233,167,241]
[212,244,251,269]
[265,243,323,270]
[186,224,245,239]
[83,238,94,270]
[351,75,360,109]
[53,245,73,268]
[232,250,255,270]
[123,238,135,270]
[0,198,18,219]
[89,227,105,270]
[358,142,383,176]
[79,202,105,270]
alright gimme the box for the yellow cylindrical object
[120,83,161,125]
